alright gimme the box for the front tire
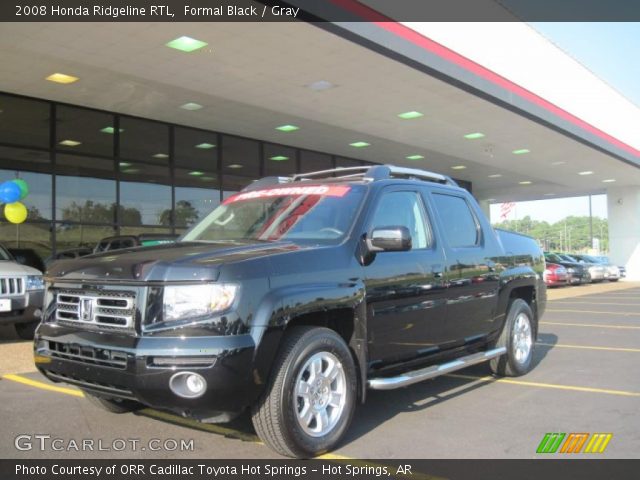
[490,298,536,377]
[251,326,357,458]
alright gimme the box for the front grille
[47,340,129,369]
[55,288,136,330]
[0,277,24,296]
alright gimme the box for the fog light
[169,371,207,399]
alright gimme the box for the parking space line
[554,301,640,305]
[446,373,640,397]
[537,343,640,353]
[541,321,640,329]
[2,374,85,397]
[547,308,640,316]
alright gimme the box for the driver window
[370,191,430,249]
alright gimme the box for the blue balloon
[0,181,21,204]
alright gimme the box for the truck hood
[0,260,42,276]
[46,240,307,283]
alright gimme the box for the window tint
[432,193,479,248]
[370,191,429,249]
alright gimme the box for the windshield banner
[224,185,350,204]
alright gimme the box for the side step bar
[368,347,507,390]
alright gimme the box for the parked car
[45,247,93,267]
[572,254,620,282]
[93,233,179,253]
[8,248,46,273]
[596,256,626,278]
[559,253,607,282]
[0,243,45,339]
[543,263,568,287]
[36,165,546,458]
[544,253,589,284]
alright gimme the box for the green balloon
[12,179,29,199]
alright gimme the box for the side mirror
[367,226,412,252]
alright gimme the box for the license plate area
[0,298,11,312]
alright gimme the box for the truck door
[363,187,448,366]
[426,189,499,345]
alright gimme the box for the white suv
[0,244,44,339]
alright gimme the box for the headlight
[26,275,44,291]
[163,284,238,323]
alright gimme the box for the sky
[490,22,640,223]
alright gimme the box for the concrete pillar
[607,186,640,280]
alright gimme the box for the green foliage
[492,215,608,252]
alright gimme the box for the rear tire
[490,298,536,377]
[84,392,140,413]
[14,321,39,340]
[251,326,357,458]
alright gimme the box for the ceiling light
[100,126,124,134]
[269,155,289,161]
[486,198,496,202]
[578,171,594,175]
[602,179,616,183]
[201,176,216,181]
[275,124,299,132]
[119,162,132,167]
[551,161,566,165]
[227,164,243,169]
[406,154,424,160]
[307,80,335,91]
[544,193,556,196]
[166,36,208,52]
[180,102,203,111]
[519,181,532,185]
[153,153,169,159]
[46,73,79,84]
[397,111,424,120]
[349,141,370,148]
[59,139,81,147]
[195,143,215,149]
[123,168,140,174]
[488,174,502,178]
[512,149,530,155]
[189,171,205,176]
[464,132,485,139]
[451,165,466,170]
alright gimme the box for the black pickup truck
[35,165,546,457]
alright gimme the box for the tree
[159,200,199,227]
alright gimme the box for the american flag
[500,202,516,220]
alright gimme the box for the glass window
[0,94,50,148]
[174,187,220,228]
[300,150,333,173]
[56,105,114,157]
[0,222,53,264]
[118,162,170,226]
[221,135,259,196]
[174,127,218,170]
[264,143,296,176]
[0,147,52,222]
[57,153,115,179]
[336,157,362,169]
[55,224,116,252]
[370,191,430,249]
[119,117,169,163]
[184,185,365,244]
[432,193,479,247]
[56,175,116,224]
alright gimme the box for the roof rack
[241,164,458,192]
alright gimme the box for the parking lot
[1,282,639,460]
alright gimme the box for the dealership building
[1,15,640,277]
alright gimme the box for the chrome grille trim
[0,277,25,296]
[54,289,136,330]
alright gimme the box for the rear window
[432,193,480,248]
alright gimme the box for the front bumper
[0,290,44,325]
[34,323,260,421]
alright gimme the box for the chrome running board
[367,347,507,390]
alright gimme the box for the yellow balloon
[4,202,27,224]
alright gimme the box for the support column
[607,186,640,280]
[478,199,492,222]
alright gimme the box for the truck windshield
[182,184,365,243]
[0,246,12,261]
